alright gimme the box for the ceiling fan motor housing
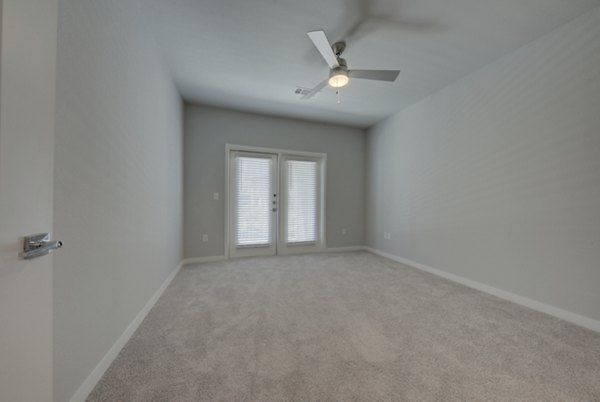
[332,41,346,57]
[330,58,348,77]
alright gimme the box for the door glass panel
[235,156,273,246]
[286,160,317,244]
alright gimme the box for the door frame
[225,144,327,259]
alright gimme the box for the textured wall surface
[366,7,600,322]
[184,105,366,258]
[52,1,183,400]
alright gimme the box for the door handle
[21,233,63,260]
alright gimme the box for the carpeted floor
[88,252,600,401]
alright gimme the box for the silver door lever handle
[22,233,63,260]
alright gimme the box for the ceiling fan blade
[307,30,339,69]
[349,69,400,82]
[343,17,368,41]
[342,0,370,40]
[342,0,444,43]
[301,78,329,100]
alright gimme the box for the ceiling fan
[299,30,400,101]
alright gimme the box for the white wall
[185,105,365,258]
[52,1,183,401]
[366,7,600,323]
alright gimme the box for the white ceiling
[147,0,599,128]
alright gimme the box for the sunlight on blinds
[287,160,317,244]
[236,156,272,246]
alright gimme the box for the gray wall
[52,1,183,400]
[366,7,600,322]
[184,105,365,258]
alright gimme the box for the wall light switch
[202,234,208,242]
[341,228,347,235]
[213,192,219,200]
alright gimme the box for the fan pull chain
[336,89,341,104]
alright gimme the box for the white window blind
[235,156,273,246]
[286,160,318,244]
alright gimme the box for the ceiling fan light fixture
[328,69,349,88]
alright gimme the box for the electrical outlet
[202,234,208,242]
[213,192,219,200]
[341,228,347,235]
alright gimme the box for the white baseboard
[69,260,185,402]
[364,247,600,333]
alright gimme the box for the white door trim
[225,144,327,259]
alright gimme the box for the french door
[228,148,324,258]
[229,152,278,258]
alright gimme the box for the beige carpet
[88,252,600,401]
